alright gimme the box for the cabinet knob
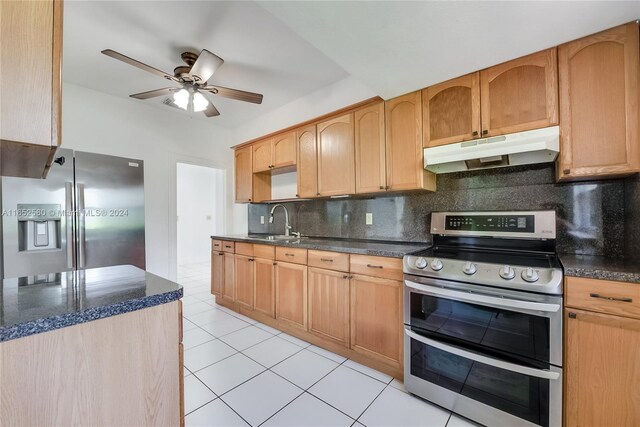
[482,130,488,135]
[563,169,570,175]
[316,193,320,196]
[379,186,384,190]
[385,186,390,190]
[472,131,478,137]
[296,194,299,197]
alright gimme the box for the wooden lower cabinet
[235,255,254,309]
[308,268,350,347]
[211,251,224,297]
[222,252,235,302]
[275,261,308,330]
[254,257,275,317]
[564,308,640,426]
[350,274,403,368]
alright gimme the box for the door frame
[168,153,231,281]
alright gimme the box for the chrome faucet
[269,204,292,236]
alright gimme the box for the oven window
[410,293,550,363]
[410,337,550,426]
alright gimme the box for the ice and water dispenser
[16,204,62,251]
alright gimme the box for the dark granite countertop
[211,235,429,258]
[560,254,640,284]
[0,265,182,342]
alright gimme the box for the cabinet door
[480,48,558,137]
[557,23,639,180]
[211,251,224,297]
[275,262,308,330]
[296,124,318,198]
[350,274,402,367]
[234,255,254,309]
[423,73,481,147]
[354,102,386,194]
[308,268,350,346]
[317,113,355,196]
[254,257,275,317]
[565,309,640,427]
[273,131,297,169]
[222,252,235,302]
[252,139,273,173]
[234,147,253,203]
[385,92,436,191]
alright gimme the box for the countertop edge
[559,254,640,285]
[210,235,428,258]
[0,288,183,343]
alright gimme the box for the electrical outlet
[260,216,265,224]
[366,213,373,225]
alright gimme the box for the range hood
[424,126,560,174]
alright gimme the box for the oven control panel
[431,211,556,239]
[445,215,534,233]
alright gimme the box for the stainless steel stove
[403,211,563,427]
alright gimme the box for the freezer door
[74,151,145,270]
[2,148,75,278]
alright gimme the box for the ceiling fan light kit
[101,48,263,117]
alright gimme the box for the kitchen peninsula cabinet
[386,92,436,192]
[317,113,356,197]
[423,73,481,148]
[564,276,640,426]
[557,22,639,181]
[480,48,558,137]
[0,0,63,178]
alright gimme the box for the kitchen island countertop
[0,265,182,342]
[560,254,640,284]
[211,235,429,258]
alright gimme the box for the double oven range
[403,211,563,427]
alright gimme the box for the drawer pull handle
[218,252,224,256]
[285,253,295,257]
[367,264,383,269]
[320,258,334,262]
[589,293,632,303]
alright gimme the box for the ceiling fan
[101,48,263,117]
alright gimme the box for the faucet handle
[291,231,301,238]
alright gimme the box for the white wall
[229,76,377,233]
[177,163,225,265]
[62,83,234,279]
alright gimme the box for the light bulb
[192,92,208,112]
[173,88,189,110]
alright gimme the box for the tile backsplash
[625,174,640,260]
[248,164,630,257]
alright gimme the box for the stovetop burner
[413,246,562,269]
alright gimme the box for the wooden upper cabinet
[0,0,63,178]
[317,113,356,196]
[272,131,296,169]
[354,102,386,193]
[423,73,481,148]
[252,139,273,173]
[296,124,318,198]
[557,22,639,181]
[234,147,253,203]
[480,48,558,137]
[385,92,436,192]
[564,309,640,427]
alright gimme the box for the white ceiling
[64,1,639,128]
[62,1,349,128]
[259,1,639,99]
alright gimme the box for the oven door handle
[404,328,560,380]
[405,280,560,314]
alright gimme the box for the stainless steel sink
[250,235,300,241]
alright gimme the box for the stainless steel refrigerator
[1,148,145,278]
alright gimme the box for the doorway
[176,162,225,291]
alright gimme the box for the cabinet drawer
[222,241,235,253]
[212,239,223,251]
[350,255,403,281]
[254,244,275,260]
[276,247,308,265]
[566,277,640,320]
[235,242,254,257]
[308,250,350,272]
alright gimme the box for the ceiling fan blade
[130,87,177,99]
[203,85,263,104]
[190,49,224,84]
[203,102,220,117]
[102,49,179,82]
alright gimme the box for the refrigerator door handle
[77,183,86,268]
[65,182,75,269]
